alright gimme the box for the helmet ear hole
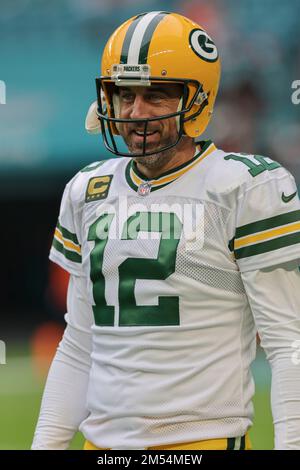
[183,82,212,138]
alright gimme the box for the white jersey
[50,140,300,448]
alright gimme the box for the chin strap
[85,100,101,134]
[85,91,120,135]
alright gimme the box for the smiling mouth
[130,130,160,147]
[132,130,159,137]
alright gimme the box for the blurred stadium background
[1,0,299,449]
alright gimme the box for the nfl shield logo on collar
[138,182,152,196]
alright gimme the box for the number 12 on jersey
[88,211,183,327]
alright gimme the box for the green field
[0,345,273,450]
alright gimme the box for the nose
[129,95,150,120]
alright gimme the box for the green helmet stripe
[138,12,169,63]
[120,11,169,65]
[120,13,146,64]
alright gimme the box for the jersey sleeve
[49,179,83,276]
[230,168,300,272]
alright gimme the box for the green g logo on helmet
[189,29,219,63]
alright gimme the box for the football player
[32,12,300,450]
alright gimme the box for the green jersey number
[224,154,281,177]
[88,211,182,327]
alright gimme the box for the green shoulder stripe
[52,238,82,263]
[57,221,80,244]
[236,210,300,238]
[235,232,300,259]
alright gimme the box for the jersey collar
[125,140,216,193]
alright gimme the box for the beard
[125,133,178,170]
[133,147,176,170]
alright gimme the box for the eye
[120,92,135,103]
[147,92,165,103]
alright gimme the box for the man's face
[117,83,182,155]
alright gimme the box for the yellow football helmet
[96,11,221,156]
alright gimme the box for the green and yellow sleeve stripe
[230,210,300,259]
[52,221,82,263]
